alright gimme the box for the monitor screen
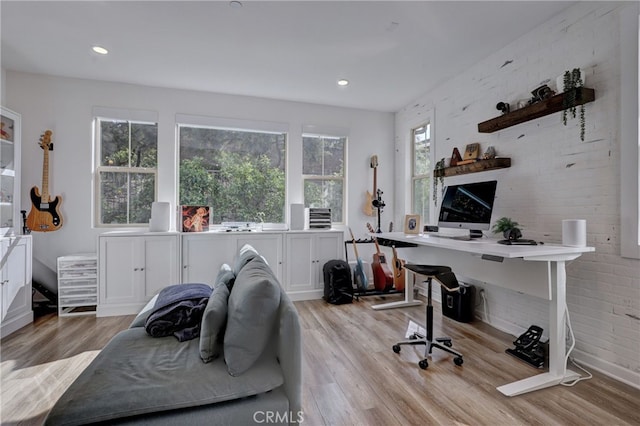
[438,180,497,232]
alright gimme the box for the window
[178,125,287,224]
[411,123,432,222]
[302,134,346,223]
[94,117,158,226]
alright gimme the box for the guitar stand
[372,188,385,233]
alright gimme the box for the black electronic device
[498,239,538,246]
[438,180,498,238]
[506,325,546,368]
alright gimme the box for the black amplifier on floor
[441,283,475,323]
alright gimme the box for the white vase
[556,69,586,93]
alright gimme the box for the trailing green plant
[561,68,585,141]
[433,158,445,205]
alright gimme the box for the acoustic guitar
[362,155,378,217]
[367,222,394,292]
[26,130,63,232]
[391,246,406,292]
[348,227,368,292]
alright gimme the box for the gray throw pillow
[199,284,230,363]
[225,256,281,376]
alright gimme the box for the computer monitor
[438,180,497,238]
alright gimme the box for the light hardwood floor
[1,295,639,425]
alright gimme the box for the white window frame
[301,127,347,225]
[92,107,158,228]
[411,121,434,224]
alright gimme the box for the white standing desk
[373,232,594,397]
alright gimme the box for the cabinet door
[182,234,234,285]
[1,238,30,320]
[99,237,138,305]
[285,234,315,292]
[313,233,342,289]
[236,233,283,281]
[142,236,179,299]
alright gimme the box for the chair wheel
[392,345,401,353]
[443,340,452,347]
[454,357,463,366]
[418,359,428,369]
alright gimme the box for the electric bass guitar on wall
[26,130,63,232]
[363,155,378,217]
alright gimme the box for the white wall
[5,72,394,273]
[395,1,639,387]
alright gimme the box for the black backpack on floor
[323,260,354,305]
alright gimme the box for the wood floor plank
[1,297,639,425]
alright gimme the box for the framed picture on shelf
[181,205,210,232]
[404,214,421,234]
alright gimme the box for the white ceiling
[1,1,575,112]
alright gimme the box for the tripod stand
[372,188,385,233]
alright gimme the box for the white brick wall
[395,2,640,387]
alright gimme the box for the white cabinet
[1,235,33,338]
[284,231,342,300]
[1,107,21,236]
[98,233,179,316]
[57,254,97,316]
[181,232,283,285]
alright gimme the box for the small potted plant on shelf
[560,68,586,141]
[492,217,522,241]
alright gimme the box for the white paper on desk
[405,320,426,339]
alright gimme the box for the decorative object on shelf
[561,68,586,141]
[529,84,554,104]
[492,217,522,241]
[433,158,445,204]
[434,158,511,178]
[450,147,462,167]
[181,205,210,232]
[457,142,480,166]
[482,146,496,160]
[26,130,63,232]
[403,214,420,235]
[496,101,510,114]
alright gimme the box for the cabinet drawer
[59,270,97,279]
[59,260,97,269]
[59,287,97,297]
[59,295,97,305]
[58,279,96,288]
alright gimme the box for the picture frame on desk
[404,214,420,234]
[181,205,210,232]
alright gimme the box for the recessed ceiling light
[337,79,349,86]
[229,1,243,8]
[92,45,109,55]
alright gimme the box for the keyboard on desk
[497,239,538,246]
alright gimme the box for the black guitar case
[322,260,353,305]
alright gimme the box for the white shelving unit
[57,254,98,316]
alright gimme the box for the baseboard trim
[570,348,640,391]
[1,310,34,338]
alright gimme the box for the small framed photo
[181,206,210,232]
[404,214,421,234]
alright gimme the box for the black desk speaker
[441,283,475,323]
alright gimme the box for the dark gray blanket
[144,283,212,341]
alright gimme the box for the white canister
[562,219,587,247]
[150,202,171,232]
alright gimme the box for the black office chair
[392,264,464,369]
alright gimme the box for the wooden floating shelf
[434,157,511,178]
[477,87,595,133]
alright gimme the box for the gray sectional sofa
[45,245,302,425]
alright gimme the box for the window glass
[95,119,157,226]
[412,123,431,221]
[302,135,346,223]
[179,126,286,224]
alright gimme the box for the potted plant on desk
[492,217,522,241]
